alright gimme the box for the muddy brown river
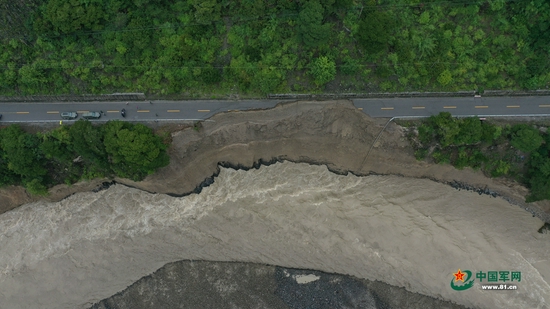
[0,162,548,308]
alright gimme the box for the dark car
[121,109,126,117]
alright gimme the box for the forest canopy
[0,0,549,96]
[0,121,170,195]
[413,112,549,202]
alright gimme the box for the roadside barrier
[268,89,550,100]
[0,93,145,102]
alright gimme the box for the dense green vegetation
[412,112,549,202]
[1,0,549,96]
[0,121,169,195]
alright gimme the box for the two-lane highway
[353,96,550,118]
[0,100,288,123]
[0,96,550,123]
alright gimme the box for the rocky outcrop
[91,261,468,309]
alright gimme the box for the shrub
[24,178,49,196]
[309,56,336,86]
[490,159,511,177]
[437,69,453,86]
[415,148,428,160]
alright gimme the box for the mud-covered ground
[91,261,468,309]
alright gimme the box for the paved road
[0,96,550,123]
[0,100,287,123]
[354,96,550,118]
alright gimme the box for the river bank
[1,100,548,225]
[1,162,548,309]
[0,101,549,308]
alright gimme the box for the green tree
[201,66,222,84]
[229,55,255,91]
[309,56,336,86]
[191,0,221,25]
[510,125,543,152]
[481,123,501,143]
[490,159,511,177]
[526,148,550,202]
[24,178,49,196]
[251,67,283,94]
[40,125,73,162]
[44,0,106,33]
[341,57,360,75]
[437,69,453,86]
[453,147,470,169]
[19,63,47,90]
[432,148,451,164]
[297,0,331,48]
[69,120,109,170]
[356,10,396,55]
[0,146,20,186]
[418,123,435,144]
[427,112,460,147]
[103,121,169,180]
[0,125,47,182]
[412,33,436,60]
[0,0,41,39]
[456,117,482,145]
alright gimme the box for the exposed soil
[2,100,549,309]
[1,100,548,224]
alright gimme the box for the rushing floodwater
[0,162,548,309]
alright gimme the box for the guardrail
[268,89,550,99]
[0,93,146,102]
[2,90,550,102]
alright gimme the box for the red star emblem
[454,269,465,282]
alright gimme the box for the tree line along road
[0,96,550,123]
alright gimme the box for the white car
[82,112,101,119]
[60,112,78,120]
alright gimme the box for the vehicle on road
[121,109,126,118]
[82,111,101,119]
[60,112,78,120]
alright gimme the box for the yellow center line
[380,107,394,110]
[506,105,520,108]
[357,107,363,110]
[475,106,489,109]
[107,110,118,113]
[443,106,456,109]
[412,106,425,109]
[167,110,180,113]
[47,111,59,114]
[137,110,149,113]
[198,109,210,112]
[77,111,89,113]
[16,111,29,114]
[539,105,550,108]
